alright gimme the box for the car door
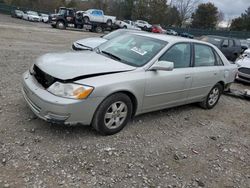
[90,10,97,22]
[66,10,74,24]
[187,43,220,101]
[93,10,103,23]
[143,43,193,112]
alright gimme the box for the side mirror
[150,60,174,71]
[222,44,228,48]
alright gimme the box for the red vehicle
[151,25,166,34]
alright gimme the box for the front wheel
[92,93,132,135]
[199,83,223,109]
[95,26,103,33]
[56,21,65,29]
[83,16,90,23]
[107,19,112,26]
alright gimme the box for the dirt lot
[0,14,249,188]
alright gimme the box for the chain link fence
[167,27,250,39]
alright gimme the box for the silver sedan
[22,33,237,135]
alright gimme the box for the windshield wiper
[101,50,122,61]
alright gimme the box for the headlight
[47,82,94,100]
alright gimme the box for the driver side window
[159,43,191,68]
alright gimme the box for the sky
[201,0,248,20]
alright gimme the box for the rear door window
[194,44,216,67]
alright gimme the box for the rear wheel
[56,21,65,29]
[95,26,103,33]
[92,93,132,135]
[199,83,223,109]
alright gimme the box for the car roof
[206,35,238,40]
[88,9,102,11]
[134,33,211,45]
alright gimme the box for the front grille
[33,65,57,88]
[238,67,250,75]
[238,75,250,81]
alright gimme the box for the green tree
[191,2,219,29]
[230,7,250,31]
[165,6,181,26]
[132,0,149,20]
[148,0,168,24]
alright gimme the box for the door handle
[185,75,191,79]
[214,72,217,76]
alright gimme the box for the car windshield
[103,30,129,40]
[28,11,38,16]
[97,34,167,67]
[16,10,23,14]
[58,9,66,15]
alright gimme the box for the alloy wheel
[104,101,128,129]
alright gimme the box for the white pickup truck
[82,9,116,26]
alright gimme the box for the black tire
[56,21,65,29]
[123,25,127,29]
[199,83,223,109]
[107,19,112,26]
[95,26,103,33]
[92,93,133,135]
[77,25,83,29]
[83,16,89,23]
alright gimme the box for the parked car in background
[180,32,194,39]
[82,9,116,26]
[39,13,49,23]
[116,20,141,30]
[200,35,242,62]
[235,49,250,83]
[151,25,166,34]
[22,33,237,135]
[135,20,152,30]
[166,29,178,36]
[23,11,40,22]
[72,29,144,50]
[11,9,24,19]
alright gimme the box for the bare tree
[172,0,200,26]
[217,10,224,22]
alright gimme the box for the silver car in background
[22,34,237,135]
[72,29,144,51]
[23,11,40,22]
[235,49,250,83]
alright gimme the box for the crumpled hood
[236,57,250,68]
[74,37,107,50]
[35,51,136,80]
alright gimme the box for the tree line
[3,0,249,31]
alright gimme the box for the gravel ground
[0,14,250,188]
